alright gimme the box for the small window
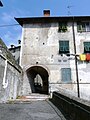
[84,42,90,53]
[58,22,67,32]
[77,22,90,32]
[59,41,69,54]
[61,68,71,82]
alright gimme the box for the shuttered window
[59,41,69,54]
[77,22,90,32]
[58,22,67,32]
[61,68,71,82]
[84,42,90,53]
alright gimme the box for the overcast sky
[0,0,90,47]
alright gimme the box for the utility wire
[0,24,19,27]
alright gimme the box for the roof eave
[15,16,90,27]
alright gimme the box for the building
[9,40,21,64]
[15,10,90,99]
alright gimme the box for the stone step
[25,94,49,99]
[8,94,50,103]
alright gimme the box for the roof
[15,16,90,26]
[9,45,21,51]
[0,38,22,72]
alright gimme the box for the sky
[0,0,90,47]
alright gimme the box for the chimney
[11,45,15,48]
[18,40,21,44]
[43,10,50,17]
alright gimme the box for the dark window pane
[58,22,67,32]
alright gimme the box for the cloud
[1,13,14,23]
[7,34,21,48]
[2,30,21,47]
[16,9,30,17]
[1,8,30,47]
[1,9,30,24]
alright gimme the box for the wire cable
[0,24,19,27]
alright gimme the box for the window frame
[84,42,90,53]
[77,22,90,32]
[61,68,71,82]
[58,22,67,32]
[59,40,70,54]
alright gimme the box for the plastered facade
[19,20,90,100]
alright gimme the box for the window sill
[61,81,72,84]
[77,31,90,33]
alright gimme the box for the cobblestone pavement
[0,100,66,120]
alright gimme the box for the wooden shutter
[84,42,90,53]
[61,68,71,82]
[59,41,69,54]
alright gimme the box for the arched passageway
[27,66,49,95]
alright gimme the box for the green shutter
[59,41,69,54]
[84,42,90,53]
[77,22,90,32]
[58,22,67,32]
[77,22,85,32]
[61,68,71,82]
[77,23,82,32]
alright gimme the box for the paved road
[0,100,66,120]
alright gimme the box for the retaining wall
[51,91,90,120]
[0,38,22,103]
[0,54,22,103]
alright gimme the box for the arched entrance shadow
[26,66,49,95]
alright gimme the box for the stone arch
[25,64,50,75]
[26,65,49,94]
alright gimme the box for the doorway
[27,66,49,94]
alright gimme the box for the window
[59,41,69,54]
[84,42,90,53]
[77,22,90,32]
[58,22,67,32]
[61,68,71,82]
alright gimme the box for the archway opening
[27,66,49,95]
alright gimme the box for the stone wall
[0,38,22,103]
[51,91,90,120]
[20,22,76,95]
[20,21,90,100]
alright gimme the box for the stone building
[9,40,21,64]
[15,10,90,100]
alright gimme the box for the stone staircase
[8,94,50,103]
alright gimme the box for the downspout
[72,17,80,98]
[20,27,24,66]
[3,59,8,89]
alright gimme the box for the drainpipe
[72,17,80,98]
[3,60,8,89]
